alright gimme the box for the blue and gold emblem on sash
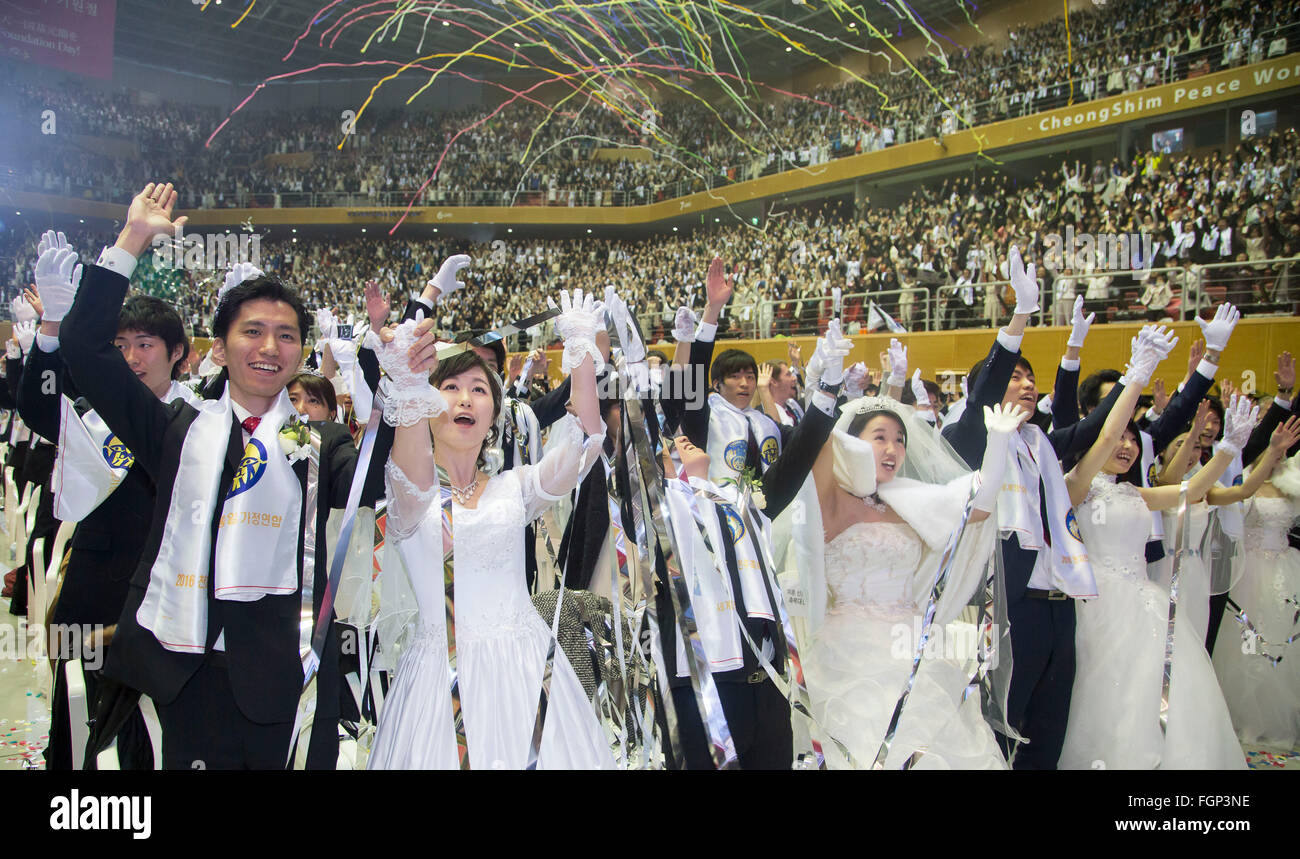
[101,434,134,470]
[1065,509,1083,543]
[760,436,778,466]
[723,439,747,473]
[228,439,267,498]
[723,507,745,543]
[1146,463,1158,487]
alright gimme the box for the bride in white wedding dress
[366,288,613,770]
[780,395,1028,769]
[1058,329,1249,769]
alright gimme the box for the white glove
[843,362,869,399]
[886,337,908,389]
[1120,324,1177,387]
[429,254,472,300]
[5,340,19,360]
[12,320,36,354]
[375,320,450,428]
[221,261,264,302]
[315,307,338,343]
[34,246,82,324]
[1216,393,1258,457]
[973,403,1030,512]
[910,368,930,407]
[673,306,698,343]
[10,296,37,325]
[37,230,69,257]
[549,288,605,374]
[1008,245,1039,315]
[1195,302,1240,352]
[1066,295,1095,349]
[819,319,852,386]
[960,375,968,399]
[604,286,645,364]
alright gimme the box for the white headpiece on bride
[831,396,907,499]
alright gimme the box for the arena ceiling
[115,0,981,85]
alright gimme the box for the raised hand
[844,361,870,398]
[820,319,852,386]
[1185,338,1207,380]
[1269,415,1300,453]
[22,287,43,321]
[673,305,698,343]
[37,230,69,258]
[1275,351,1295,396]
[429,254,472,301]
[910,368,930,406]
[1151,378,1170,415]
[1195,302,1240,353]
[757,362,773,392]
[221,261,264,302]
[12,320,36,354]
[1008,245,1039,315]
[886,337,908,388]
[787,340,802,369]
[705,257,732,308]
[1219,393,1259,455]
[550,287,606,373]
[118,182,188,257]
[983,401,1031,435]
[1123,324,1177,387]
[365,279,391,331]
[1066,294,1095,348]
[375,316,446,427]
[33,244,81,324]
[315,307,338,343]
[507,353,524,384]
[10,295,37,324]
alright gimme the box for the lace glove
[221,261,264,303]
[428,254,472,301]
[549,288,606,374]
[1008,245,1039,315]
[376,320,450,427]
[1215,393,1258,458]
[34,246,81,323]
[820,319,851,386]
[13,320,36,355]
[843,361,869,399]
[1119,324,1177,387]
[886,337,908,389]
[1195,302,1240,352]
[973,403,1030,512]
[1066,295,1095,349]
[604,286,646,364]
[10,296,37,325]
[673,305,698,343]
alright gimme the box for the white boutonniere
[278,419,312,463]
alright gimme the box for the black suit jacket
[62,263,384,727]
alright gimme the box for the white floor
[0,602,51,770]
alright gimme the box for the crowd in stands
[6,0,1298,210]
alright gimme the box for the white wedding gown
[1212,493,1300,748]
[804,520,1008,770]
[367,417,614,770]
[1153,499,1212,644]
[1060,474,1245,769]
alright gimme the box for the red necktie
[241,416,261,434]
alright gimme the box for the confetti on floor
[1245,749,1300,769]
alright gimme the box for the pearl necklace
[448,476,480,505]
[861,492,887,513]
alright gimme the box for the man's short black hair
[455,329,506,375]
[212,276,311,344]
[1080,369,1123,415]
[117,294,190,380]
[966,353,1034,399]
[710,348,758,388]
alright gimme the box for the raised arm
[1156,400,1210,486]
[1140,395,1259,511]
[1207,416,1300,505]
[1052,296,1092,430]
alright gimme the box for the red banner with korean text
[0,0,116,80]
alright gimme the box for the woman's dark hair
[710,348,758,388]
[1202,395,1225,440]
[212,276,311,344]
[432,349,504,469]
[118,294,190,380]
[847,409,908,447]
[1080,369,1123,415]
[1116,420,1145,486]
[288,373,338,420]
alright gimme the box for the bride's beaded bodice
[1076,473,1151,584]
[1245,494,1300,555]
[824,520,924,617]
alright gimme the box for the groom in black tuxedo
[61,182,384,769]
